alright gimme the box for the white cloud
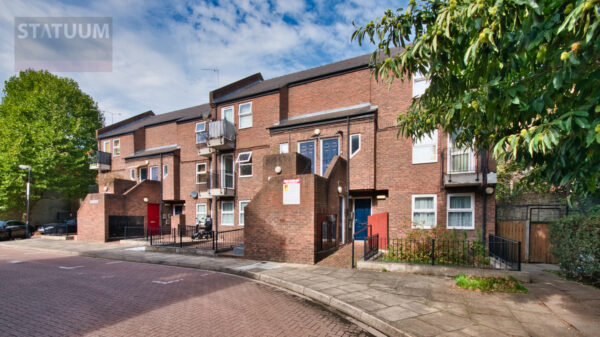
[0,0,406,123]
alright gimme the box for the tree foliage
[352,0,600,198]
[0,70,103,216]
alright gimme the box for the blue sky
[0,0,407,124]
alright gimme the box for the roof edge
[98,110,154,138]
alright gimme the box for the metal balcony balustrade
[89,150,111,170]
[196,119,236,151]
[442,147,481,187]
[196,169,235,198]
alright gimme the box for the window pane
[448,212,472,228]
[413,145,436,163]
[222,202,234,212]
[450,196,471,209]
[150,167,159,181]
[222,214,234,225]
[163,165,168,177]
[280,143,289,153]
[414,212,435,227]
[351,135,360,155]
[196,132,206,143]
[237,152,251,162]
[414,197,433,209]
[195,123,205,132]
[240,163,252,176]
[239,103,251,114]
[240,114,252,128]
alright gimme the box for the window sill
[412,160,438,165]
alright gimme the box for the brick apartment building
[80,50,497,263]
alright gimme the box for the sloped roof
[214,47,403,104]
[269,103,377,131]
[124,144,179,160]
[98,103,211,139]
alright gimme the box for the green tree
[0,70,103,216]
[352,0,600,199]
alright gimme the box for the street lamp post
[18,165,31,238]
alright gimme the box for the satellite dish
[190,191,198,199]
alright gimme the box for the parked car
[0,220,27,240]
[39,218,77,235]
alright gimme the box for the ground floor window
[447,193,474,229]
[412,194,436,228]
[239,200,249,226]
[196,203,207,224]
[221,201,234,226]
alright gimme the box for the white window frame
[280,143,289,154]
[350,134,361,158]
[237,151,252,177]
[195,122,206,144]
[162,164,168,178]
[103,140,110,153]
[238,102,252,129]
[412,130,438,164]
[129,168,135,181]
[221,154,235,188]
[113,139,120,156]
[196,163,207,184]
[221,201,234,226]
[446,193,475,230]
[319,137,340,176]
[447,134,475,173]
[239,200,249,226]
[196,203,207,224]
[221,106,234,124]
[149,166,159,181]
[411,194,437,229]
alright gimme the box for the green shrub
[550,214,600,286]
[455,274,528,293]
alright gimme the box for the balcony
[205,120,236,150]
[443,147,481,187]
[197,170,235,198]
[89,151,111,171]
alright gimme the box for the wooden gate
[529,223,559,263]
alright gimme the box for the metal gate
[108,216,144,239]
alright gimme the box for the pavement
[1,238,599,337]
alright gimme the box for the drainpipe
[481,150,487,244]
[346,116,351,242]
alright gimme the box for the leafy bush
[550,214,600,286]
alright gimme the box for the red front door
[147,203,160,233]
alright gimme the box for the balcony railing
[205,120,236,150]
[197,170,235,198]
[89,150,111,170]
[443,147,480,187]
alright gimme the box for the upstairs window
[350,134,361,158]
[103,140,110,153]
[222,106,234,124]
[413,130,438,164]
[412,195,437,228]
[113,139,120,156]
[413,72,430,98]
[195,122,206,144]
[129,169,135,181]
[149,166,159,181]
[196,163,207,184]
[239,102,252,129]
[163,164,168,178]
[280,143,289,154]
[237,151,252,177]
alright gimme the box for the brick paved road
[0,247,373,337]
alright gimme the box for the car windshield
[0,221,5,228]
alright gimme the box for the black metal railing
[351,225,370,268]
[207,119,236,142]
[489,234,521,271]
[364,233,379,261]
[88,150,111,166]
[380,237,521,271]
[148,225,244,253]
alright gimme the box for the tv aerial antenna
[200,68,220,88]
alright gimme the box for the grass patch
[455,274,528,293]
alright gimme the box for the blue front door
[354,198,371,240]
[321,138,339,175]
[298,141,315,173]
